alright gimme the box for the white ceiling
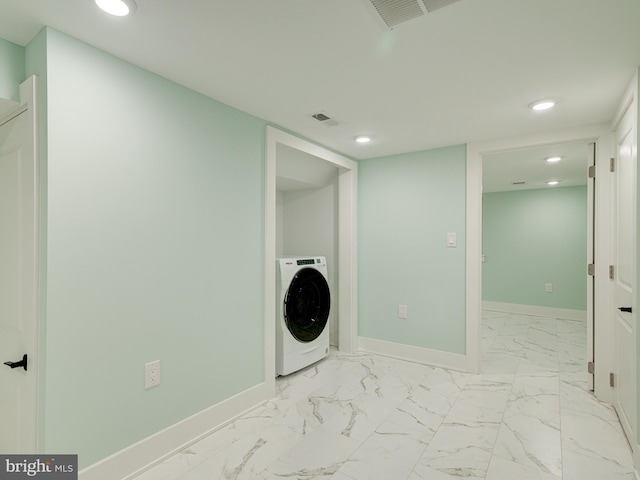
[0,0,639,161]
[276,144,338,191]
[483,142,588,193]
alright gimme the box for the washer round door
[284,267,331,343]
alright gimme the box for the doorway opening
[466,125,613,401]
[480,141,592,390]
[264,127,358,396]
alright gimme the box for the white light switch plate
[447,232,457,247]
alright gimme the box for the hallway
[133,311,634,479]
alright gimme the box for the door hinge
[609,265,615,280]
[610,157,615,172]
[588,165,596,179]
[610,373,615,388]
[587,361,594,374]
[587,263,595,276]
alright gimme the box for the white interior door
[613,94,637,445]
[0,99,38,453]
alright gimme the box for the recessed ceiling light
[545,156,562,163]
[529,99,556,111]
[95,0,137,16]
[547,180,560,186]
[356,136,371,144]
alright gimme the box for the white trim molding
[467,122,613,402]
[79,383,268,480]
[482,301,587,321]
[265,125,359,402]
[358,337,467,372]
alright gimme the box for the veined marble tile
[523,333,558,356]
[322,392,400,442]
[559,381,617,419]
[482,351,521,375]
[241,400,316,450]
[336,420,429,480]
[496,322,530,336]
[274,371,335,408]
[485,455,560,480]
[562,407,633,468]
[179,434,286,480]
[563,449,635,480]
[444,379,511,424]
[259,428,360,479]
[417,421,500,479]
[558,363,588,389]
[133,451,204,480]
[493,412,562,476]
[517,355,558,375]
[349,357,423,401]
[486,334,527,355]
[293,386,348,429]
[408,463,465,480]
[386,382,457,437]
[508,381,560,414]
[423,367,471,394]
[187,412,272,460]
[327,473,357,480]
[515,370,559,392]
[556,318,588,334]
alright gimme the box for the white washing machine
[276,256,331,376]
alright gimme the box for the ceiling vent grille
[309,111,342,127]
[368,0,424,29]
[421,0,461,13]
[363,0,462,29]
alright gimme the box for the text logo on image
[0,455,77,479]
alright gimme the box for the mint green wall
[0,37,25,102]
[26,29,265,468]
[358,145,467,355]
[482,186,587,310]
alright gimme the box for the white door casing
[265,126,357,396]
[0,76,40,453]
[612,75,637,446]
[587,142,595,391]
[467,124,610,384]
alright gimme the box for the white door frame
[466,124,614,402]
[264,126,358,397]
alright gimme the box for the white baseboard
[79,382,269,480]
[482,301,587,321]
[358,337,467,372]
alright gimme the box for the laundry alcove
[265,127,358,392]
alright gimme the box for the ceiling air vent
[309,111,342,127]
[511,181,526,186]
[421,0,461,13]
[363,0,462,29]
[367,0,424,29]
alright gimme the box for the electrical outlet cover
[145,360,161,389]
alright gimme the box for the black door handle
[3,354,27,371]
[619,307,633,313]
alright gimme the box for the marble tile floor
[134,311,635,480]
